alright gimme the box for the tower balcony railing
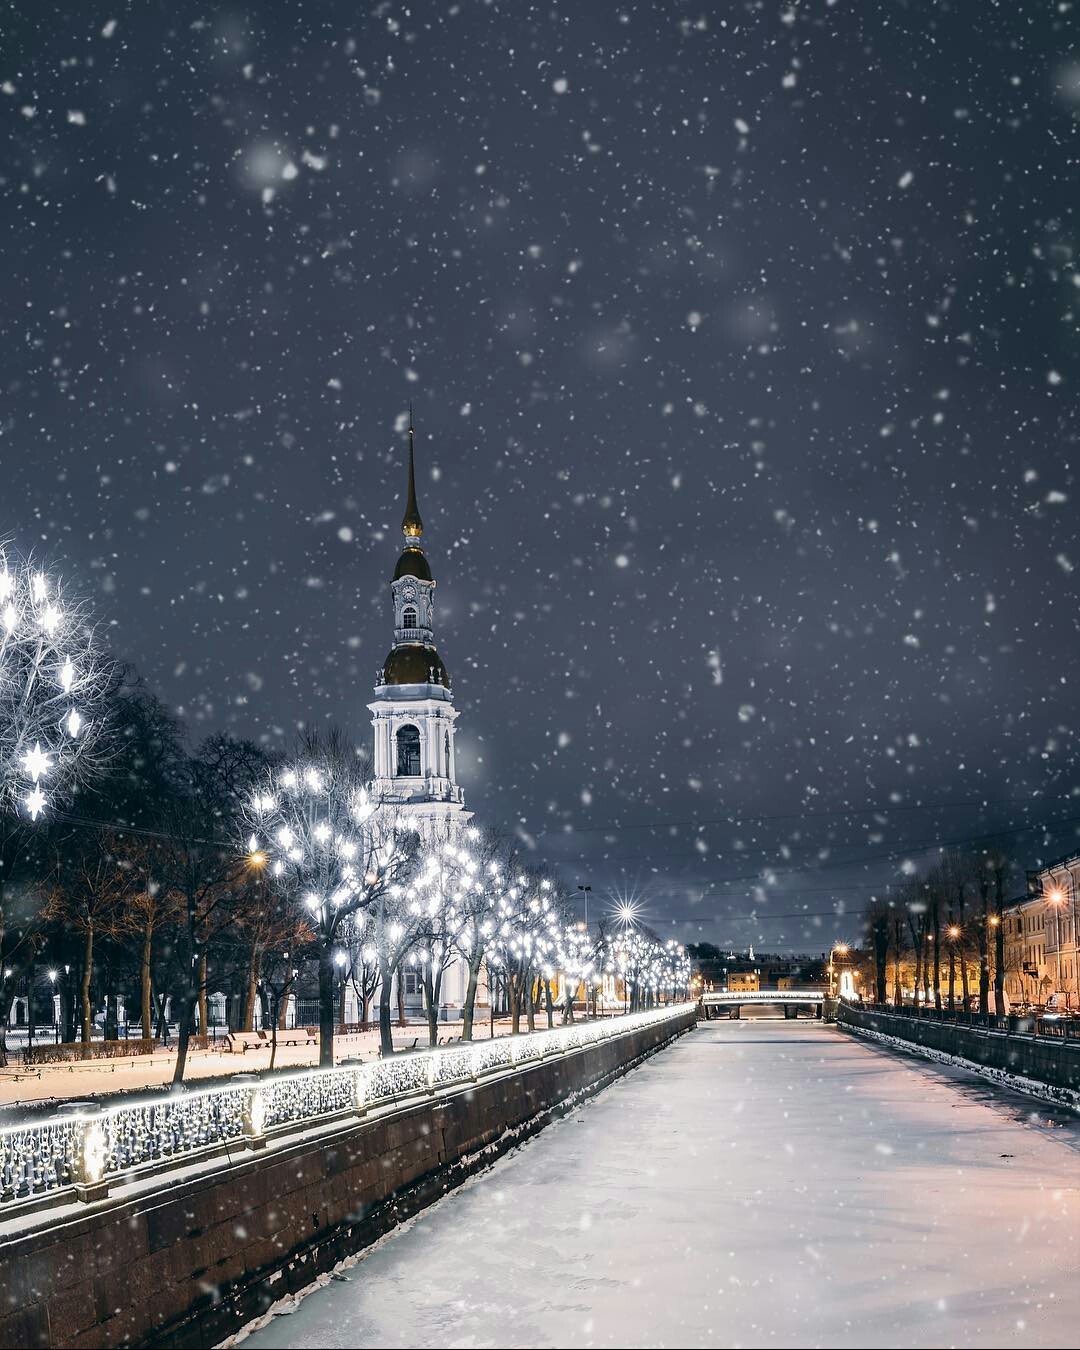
[395,627,428,643]
[373,776,465,805]
[0,1002,697,1211]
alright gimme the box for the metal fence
[0,1003,695,1210]
[857,1001,1080,1041]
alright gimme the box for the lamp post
[1047,874,1080,1009]
[334,949,348,1034]
[1070,871,1080,1010]
[26,958,35,1056]
[822,943,848,1024]
[947,925,960,1013]
[1048,884,1067,1005]
[987,912,1001,1013]
[827,943,849,997]
[48,969,59,1043]
[577,884,591,932]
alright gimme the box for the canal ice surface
[236,1020,1080,1350]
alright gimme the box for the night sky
[4,2,1080,951]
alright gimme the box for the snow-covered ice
[238,1020,1080,1350]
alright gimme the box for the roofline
[1030,850,1080,879]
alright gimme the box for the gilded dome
[381,644,450,688]
[393,547,433,582]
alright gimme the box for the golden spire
[401,407,424,540]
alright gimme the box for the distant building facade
[726,970,760,993]
[1002,896,1048,1004]
[1002,854,1080,1007]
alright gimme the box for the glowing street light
[1044,878,1079,1007]
[828,942,849,998]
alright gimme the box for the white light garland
[0,1002,696,1205]
[0,546,112,825]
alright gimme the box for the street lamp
[828,943,849,998]
[1046,876,1080,1009]
[1048,885,1067,1004]
[946,925,961,1013]
[48,969,59,1043]
[334,949,348,1033]
[577,884,591,931]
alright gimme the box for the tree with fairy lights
[603,915,683,1014]
[660,939,691,1004]
[367,869,426,1056]
[245,728,416,1065]
[0,546,116,1065]
[556,920,597,1024]
[410,838,480,1047]
[491,872,560,1034]
[453,830,521,1040]
[335,911,381,1028]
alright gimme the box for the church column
[434,714,446,778]
[425,717,437,779]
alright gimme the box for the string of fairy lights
[0,548,110,826]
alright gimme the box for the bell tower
[367,415,469,839]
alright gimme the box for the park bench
[223,1031,268,1054]
[223,1027,318,1052]
[274,1026,318,1047]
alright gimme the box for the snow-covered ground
[0,1018,522,1118]
[237,1018,1080,1350]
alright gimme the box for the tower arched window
[444,730,451,776]
[396,723,422,777]
[402,606,417,629]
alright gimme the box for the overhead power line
[553,809,1080,882]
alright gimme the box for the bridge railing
[701,989,826,1003]
[0,1002,697,1211]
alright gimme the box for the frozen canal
[239,1020,1080,1349]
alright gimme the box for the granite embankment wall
[0,1008,696,1349]
[837,1002,1080,1100]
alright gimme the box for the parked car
[1035,1006,1080,1023]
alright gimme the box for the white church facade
[365,418,479,1021]
[367,418,469,837]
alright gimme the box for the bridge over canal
[700,988,827,1018]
